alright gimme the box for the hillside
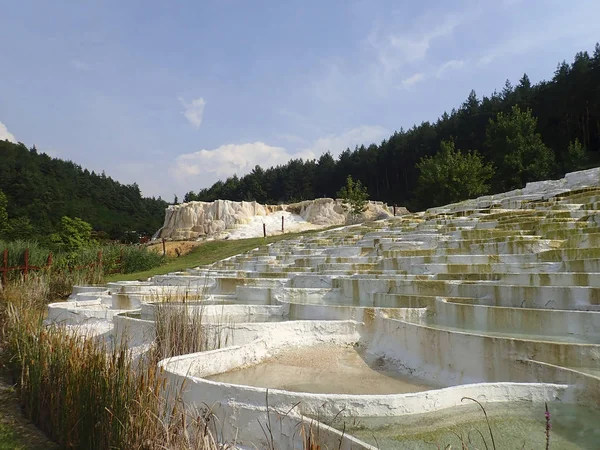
[184,44,600,211]
[0,140,167,240]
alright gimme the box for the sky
[1,0,599,200]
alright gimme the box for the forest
[184,44,600,211]
[0,140,167,241]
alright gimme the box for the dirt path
[146,240,203,258]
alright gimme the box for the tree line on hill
[0,140,167,242]
[184,44,600,210]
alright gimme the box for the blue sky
[1,0,598,200]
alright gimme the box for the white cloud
[169,125,390,189]
[179,97,206,129]
[0,121,16,142]
[170,142,291,187]
[436,59,466,78]
[400,73,425,89]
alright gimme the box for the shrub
[120,245,166,274]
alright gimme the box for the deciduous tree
[50,216,96,252]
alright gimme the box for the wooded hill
[184,44,600,211]
[0,140,167,241]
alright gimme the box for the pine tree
[486,105,556,190]
[415,140,494,207]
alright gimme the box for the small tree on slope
[337,175,369,222]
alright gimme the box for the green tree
[5,217,35,241]
[0,190,8,236]
[415,140,494,207]
[563,138,588,173]
[50,216,96,252]
[337,175,369,221]
[486,105,556,191]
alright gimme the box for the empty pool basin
[206,344,437,395]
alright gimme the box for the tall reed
[1,277,220,450]
[154,301,232,360]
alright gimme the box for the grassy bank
[107,227,342,282]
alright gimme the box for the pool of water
[333,401,600,449]
[206,344,437,394]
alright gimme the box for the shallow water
[335,401,600,449]
[206,344,436,394]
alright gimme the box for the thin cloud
[477,2,600,66]
[300,125,390,159]
[368,13,468,73]
[179,97,206,129]
[436,59,466,78]
[169,125,390,189]
[400,73,425,89]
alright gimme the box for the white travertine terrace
[48,168,600,449]
[154,198,398,240]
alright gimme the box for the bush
[120,245,166,274]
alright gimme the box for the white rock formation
[154,198,399,240]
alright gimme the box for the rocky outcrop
[154,198,399,240]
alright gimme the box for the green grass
[106,227,342,282]
[0,423,25,450]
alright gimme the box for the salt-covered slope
[154,198,398,240]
